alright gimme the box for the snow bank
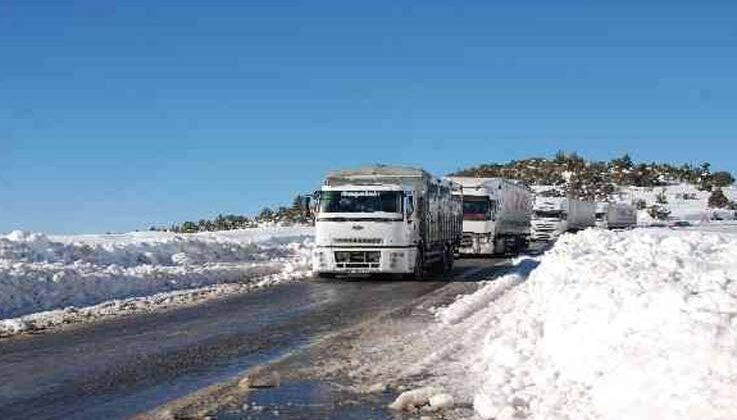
[463,229,737,420]
[0,227,314,322]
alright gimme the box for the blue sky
[2,0,736,234]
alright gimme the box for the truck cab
[313,184,419,275]
[531,201,568,242]
[450,177,532,256]
[458,191,498,254]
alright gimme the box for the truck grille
[533,233,553,241]
[461,234,474,248]
[333,238,383,245]
[334,251,381,269]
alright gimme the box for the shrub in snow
[647,204,671,220]
[708,188,731,209]
[712,171,735,188]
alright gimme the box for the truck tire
[494,238,506,256]
[444,246,454,273]
[432,246,451,274]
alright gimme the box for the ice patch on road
[0,227,314,335]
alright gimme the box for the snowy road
[0,258,510,420]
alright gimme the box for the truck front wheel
[437,245,453,274]
[445,246,454,272]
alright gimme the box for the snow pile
[389,386,455,413]
[0,227,314,323]
[462,229,737,420]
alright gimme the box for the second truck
[449,177,533,256]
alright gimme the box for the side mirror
[298,191,319,220]
[310,191,321,215]
[405,195,415,221]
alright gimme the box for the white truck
[606,203,638,229]
[449,177,532,256]
[312,166,463,279]
[595,202,609,228]
[531,197,596,242]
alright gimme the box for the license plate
[344,268,375,274]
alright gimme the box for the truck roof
[324,166,442,188]
[533,196,567,210]
[327,165,430,179]
[448,176,531,194]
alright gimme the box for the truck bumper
[530,231,559,242]
[312,247,417,275]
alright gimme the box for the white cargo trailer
[568,199,597,231]
[531,197,596,241]
[313,166,462,279]
[449,177,532,256]
[606,203,638,229]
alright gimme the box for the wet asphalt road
[0,259,505,420]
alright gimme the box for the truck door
[417,196,427,249]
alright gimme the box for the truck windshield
[534,210,564,219]
[463,197,491,220]
[319,191,403,213]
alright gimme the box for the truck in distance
[595,202,609,228]
[312,166,463,279]
[449,177,532,256]
[531,197,596,242]
[606,203,638,230]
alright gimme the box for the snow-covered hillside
[380,226,737,420]
[619,183,737,223]
[535,183,737,224]
[0,227,314,335]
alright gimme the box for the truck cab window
[463,197,492,221]
[319,191,404,213]
[534,209,564,219]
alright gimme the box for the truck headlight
[390,252,405,268]
[314,251,326,267]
